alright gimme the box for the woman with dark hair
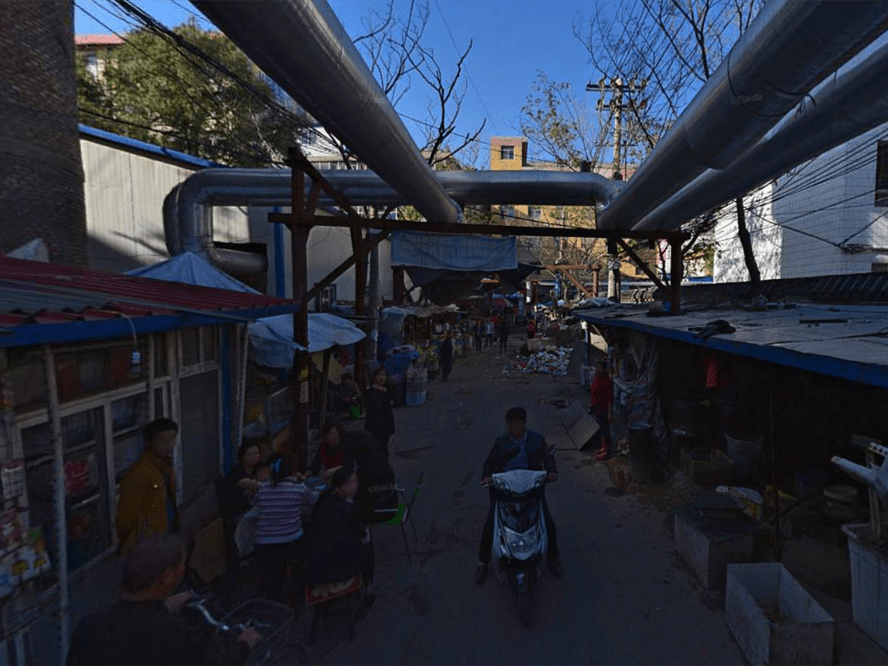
[255,453,318,601]
[218,443,262,569]
[309,421,347,480]
[365,367,395,459]
[306,464,376,606]
[220,443,262,518]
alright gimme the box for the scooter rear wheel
[515,590,533,626]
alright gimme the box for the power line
[432,0,494,127]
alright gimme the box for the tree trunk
[0,0,88,265]
[735,197,762,296]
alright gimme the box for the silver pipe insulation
[189,0,460,226]
[633,39,888,232]
[597,0,888,231]
[164,168,623,274]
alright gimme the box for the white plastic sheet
[248,313,366,368]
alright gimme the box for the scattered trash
[512,347,573,375]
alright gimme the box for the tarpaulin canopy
[248,313,366,368]
[129,253,363,367]
[391,231,517,271]
[127,251,261,294]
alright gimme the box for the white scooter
[486,465,550,626]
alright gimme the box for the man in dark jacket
[475,407,563,584]
[67,534,259,665]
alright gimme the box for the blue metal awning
[575,303,888,389]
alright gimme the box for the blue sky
[74,1,612,166]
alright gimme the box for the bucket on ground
[725,432,764,476]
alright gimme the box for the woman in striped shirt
[255,453,318,602]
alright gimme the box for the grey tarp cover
[391,231,517,271]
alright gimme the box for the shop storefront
[0,257,298,665]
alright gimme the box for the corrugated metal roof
[0,256,295,327]
[684,272,888,305]
[75,35,125,46]
[575,302,888,388]
[74,35,124,46]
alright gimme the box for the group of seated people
[218,421,397,608]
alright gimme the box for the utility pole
[586,77,647,181]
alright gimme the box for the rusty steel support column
[670,236,684,315]
[287,148,312,465]
[352,228,367,387]
[593,267,600,298]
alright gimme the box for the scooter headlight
[502,526,536,558]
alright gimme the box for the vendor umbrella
[491,297,512,308]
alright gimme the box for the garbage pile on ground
[512,347,573,375]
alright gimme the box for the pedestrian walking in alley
[365,367,396,458]
[116,418,180,555]
[440,332,454,380]
[475,407,563,585]
[589,361,614,461]
[255,453,318,602]
[67,534,260,665]
[527,318,536,339]
[498,320,510,354]
[473,321,483,352]
[486,319,495,347]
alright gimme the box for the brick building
[0,0,88,266]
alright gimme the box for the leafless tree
[324,0,484,180]
[575,0,764,289]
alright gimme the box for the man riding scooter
[475,407,564,584]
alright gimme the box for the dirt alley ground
[302,337,744,666]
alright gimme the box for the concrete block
[674,504,755,590]
[726,563,835,666]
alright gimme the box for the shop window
[8,351,47,413]
[876,141,888,207]
[111,393,148,482]
[154,333,169,377]
[201,327,218,363]
[154,386,167,417]
[180,371,219,500]
[500,145,515,160]
[24,407,111,576]
[181,328,201,367]
[55,340,148,402]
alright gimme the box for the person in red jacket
[589,361,614,460]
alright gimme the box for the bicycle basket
[223,599,294,666]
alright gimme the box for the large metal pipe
[164,168,623,274]
[190,0,460,225]
[633,39,888,232]
[597,0,888,231]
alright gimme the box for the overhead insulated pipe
[164,169,623,274]
[633,39,888,232]
[597,0,888,231]
[189,0,460,225]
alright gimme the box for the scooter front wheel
[515,589,533,626]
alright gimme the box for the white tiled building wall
[713,33,888,282]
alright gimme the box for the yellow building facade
[489,137,651,280]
